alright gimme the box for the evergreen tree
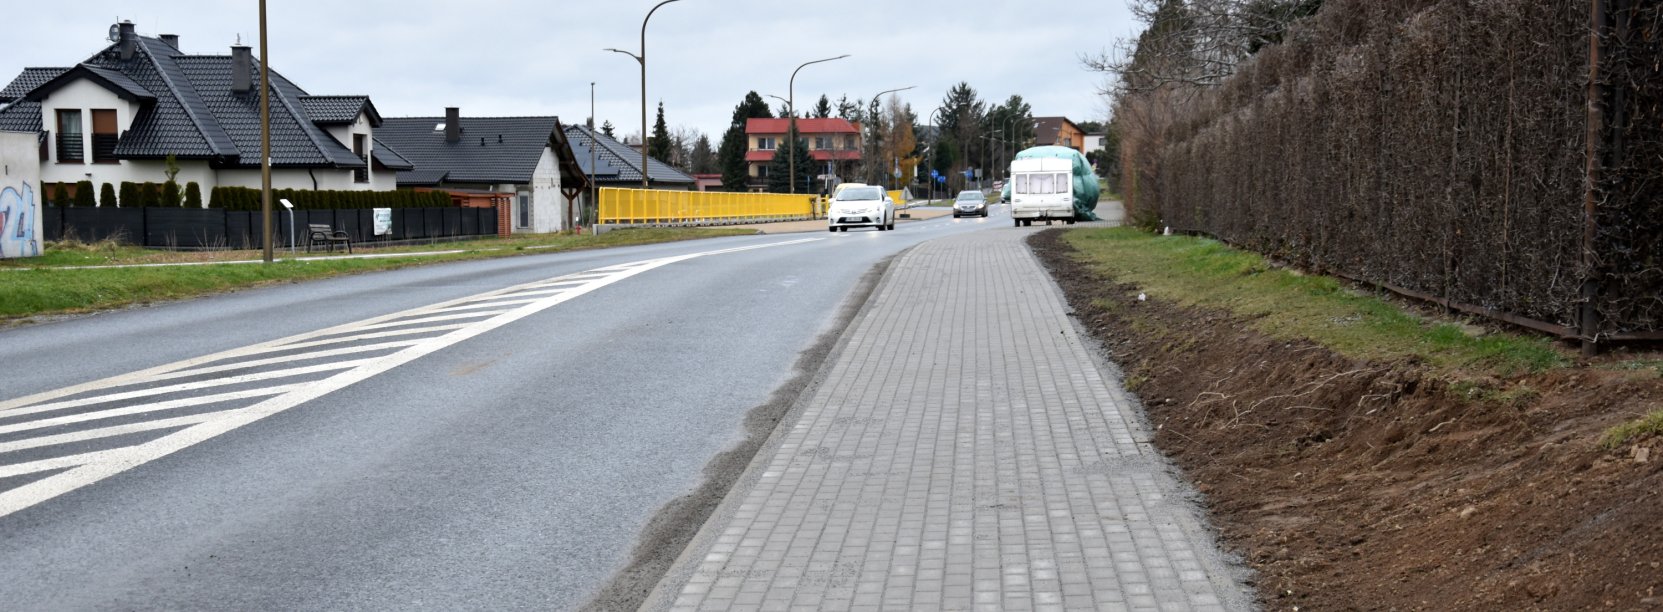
[691,133,717,175]
[600,120,616,138]
[73,181,96,207]
[718,91,775,191]
[52,183,70,207]
[812,95,832,119]
[99,183,117,208]
[184,182,203,208]
[119,182,139,209]
[835,95,860,121]
[765,134,815,194]
[140,182,161,208]
[161,181,182,207]
[649,101,673,162]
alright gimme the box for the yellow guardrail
[598,188,820,224]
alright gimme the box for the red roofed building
[745,117,862,191]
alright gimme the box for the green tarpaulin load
[1001,146,1100,221]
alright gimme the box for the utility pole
[589,82,597,230]
[787,54,849,194]
[258,0,272,263]
[605,0,683,189]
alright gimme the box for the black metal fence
[41,206,498,249]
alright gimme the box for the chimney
[159,34,179,49]
[231,45,252,94]
[117,21,137,60]
[444,107,461,143]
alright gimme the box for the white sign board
[373,208,392,236]
[0,131,43,259]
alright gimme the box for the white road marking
[0,237,823,518]
[0,384,306,436]
[0,414,215,455]
[249,325,471,354]
[152,340,425,382]
[0,359,376,419]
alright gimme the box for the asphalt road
[0,207,1017,610]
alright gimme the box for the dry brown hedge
[1135,0,1661,338]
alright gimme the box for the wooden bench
[306,224,352,254]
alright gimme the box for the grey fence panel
[62,207,143,244]
[460,208,478,236]
[226,211,255,249]
[42,206,63,241]
[424,209,444,238]
[442,208,462,237]
[145,208,226,248]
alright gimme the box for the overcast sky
[4,1,1141,139]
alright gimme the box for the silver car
[952,190,988,218]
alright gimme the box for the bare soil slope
[1031,230,1662,611]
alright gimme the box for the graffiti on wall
[0,181,40,258]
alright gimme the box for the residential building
[1034,116,1086,153]
[691,173,722,192]
[0,21,406,205]
[744,118,861,191]
[377,108,589,234]
[1084,133,1108,154]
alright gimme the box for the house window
[756,166,769,179]
[352,134,369,183]
[843,135,856,150]
[91,109,118,163]
[518,193,530,228]
[55,109,83,163]
[814,136,829,149]
[755,136,775,150]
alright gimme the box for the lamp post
[787,54,849,194]
[588,82,597,230]
[605,0,684,189]
[866,86,914,189]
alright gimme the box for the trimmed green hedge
[206,187,454,210]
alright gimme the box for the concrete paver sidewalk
[645,226,1252,611]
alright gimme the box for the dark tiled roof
[371,137,414,170]
[398,168,450,186]
[0,101,42,133]
[0,68,68,102]
[0,36,369,169]
[564,126,622,179]
[75,65,156,101]
[380,115,562,185]
[1033,116,1078,147]
[564,124,693,185]
[300,95,380,126]
[173,52,363,168]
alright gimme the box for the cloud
[2,0,1139,140]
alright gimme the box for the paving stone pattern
[653,228,1251,611]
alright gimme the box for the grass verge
[0,228,753,321]
[1601,410,1663,449]
[1060,227,1568,375]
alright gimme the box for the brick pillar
[497,197,512,238]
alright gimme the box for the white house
[377,109,589,234]
[0,21,409,205]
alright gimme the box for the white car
[827,184,895,232]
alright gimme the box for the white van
[1008,157,1075,227]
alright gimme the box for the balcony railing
[56,132,83,162]
[91,134,118,163]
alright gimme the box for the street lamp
[589,81,597,230]
[866,86,914,189]
[605,0,685,189]
[787,54,849,194]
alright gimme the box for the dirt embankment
[1030,230,1663,611]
